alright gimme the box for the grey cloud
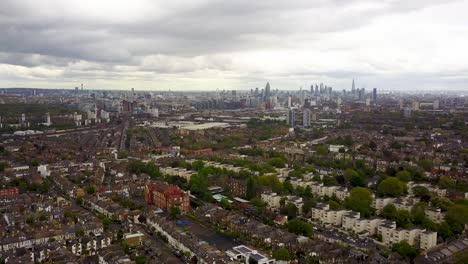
[0,0,465,90]
[0,0,455,63]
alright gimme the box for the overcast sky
[0,0,467,91]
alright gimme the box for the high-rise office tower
[286,109,295,127]
[310,85,314,94]
[315,85,319,94]
[264,82,271,100]
[352,79,356,94]
[372,88,377,104]
[287,96,292,108]
[399,99,404,109]
[303,109,311,127]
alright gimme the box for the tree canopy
[344,187,374,217]
[377,177,407,197]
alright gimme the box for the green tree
[344,168,359,182]
[350,174,366,187]
[286,219,312,237]
[102,217,112,230]
[316,145,328,155]
[39,214,48,221]
[220,198,232,210]
[117,151,128,159]
[419,159,433,171]
[377,177,407,197]
[391,241,418,258]
[268,157,286,168]
[412,186,430,199]
[381,204,398,220]
[285,203,298,219]
[189,173,209,197]
[411,202,427,225]
[246,176,258,199]
[445,204,468,233]
[0,162,7,172]
[26,215,34,225]
[170,206,181,220]
[328,200,340,210]
[302,199,317,215]
[438,221,453,240]
[396,210,412,228]
[438,176,456,189]
[85,185,97,195]
[396,170,412,182]
[191,160,205,171]
[431,197,454,212]
[344,187,374,217]
[322,175,338,186]
[283,180,294,194]
[272,248,291,261]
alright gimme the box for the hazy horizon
[1,1,467,91]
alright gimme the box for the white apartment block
[374,197,445,224]
[425,207,445,223]
[342,211,387,237]
[311,203,351,226]
[408,182,447,197]
[310,203,439,251]
[261,193,304,214]
[372,197,395,213]
[261,193,282,210]
[378,223,437,251]
[160,167,196,181]
[186,159,245,173]
[309,182,349,201]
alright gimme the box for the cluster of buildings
[144,182,190,213]
[311,203,437,251]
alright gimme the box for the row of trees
[128,161,162,179]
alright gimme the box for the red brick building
[0,187,20,197]
[144,182,190,213]
[187,148,213,155]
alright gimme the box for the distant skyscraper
[352,79,356,94]
[315,85,319,94]
[287,96,292,108]
[372,88,377,104]
[303,109,311,127]
[286,109,295,127]
[399,99,404,109]
[433,99,440,110]
[264,82,271,100]
[310,85,314,94]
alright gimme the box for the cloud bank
[0,0,467,90]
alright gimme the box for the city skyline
[0,1,467,91]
